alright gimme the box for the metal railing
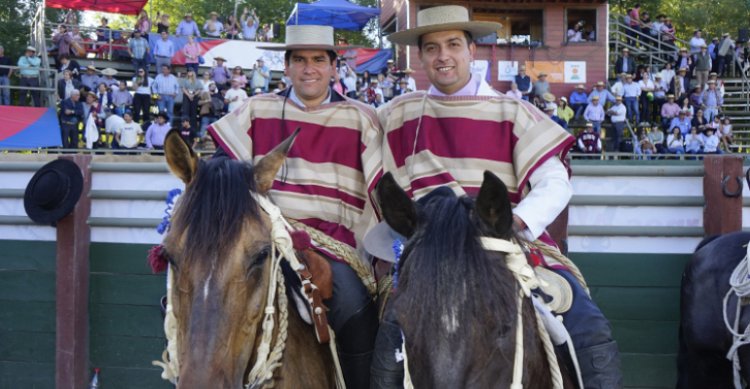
[0,64,59,108]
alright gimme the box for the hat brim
[363,221,406,263]
[258,44,354,52]
[24,159,84,226]
[387,21,502,46]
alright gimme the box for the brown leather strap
[296,265,331,344]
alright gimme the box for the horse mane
[391,192,519,352]
[171,156,260,263]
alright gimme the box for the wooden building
[380,0,609,99]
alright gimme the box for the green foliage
[0,0,68,58]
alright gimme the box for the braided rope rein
[724,242,750,389]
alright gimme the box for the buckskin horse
[376,171,575,388]
[160,130,334,388]
[678,231,750,388]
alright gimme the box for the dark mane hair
[391,191,519,354]
[171,156,259,262]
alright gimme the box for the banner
[0,107,62,149]
[471,60,490,81]
[525,61,565,83]
[497,60,518,81]
[564,61,587,83]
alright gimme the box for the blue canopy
[287,0,380,31]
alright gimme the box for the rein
[723,241,750,389]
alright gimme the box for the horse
[161,130,334,388]
[376,171,575,388]
[678,231,750,388]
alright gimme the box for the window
[472,9,544,46]
[566,9,597,43]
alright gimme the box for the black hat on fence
[24,159,84,226]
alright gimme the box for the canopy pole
[377,0,383,49]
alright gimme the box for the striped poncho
[208,91,382,250]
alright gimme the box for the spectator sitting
[179,117,195,145]
[610,73,626,98]
[59,89,84,148]
[145,112,171,149]
[637,129,656,158]
[225,14,241,39]
[393,78,409,98]
[567,22,585,42]
[680,96,694,119]
[112,80,132,117]
[557,96,574,125]
[176,12,201,37]
[153,31,175,74]
[670,110,692,136]
[210,56,230,89]
[703,127,721,154]
[241,8,260,40]
[231,66,248,89]
[156,12,170,34]
[253,87,263,96]
[688,86,703,113]
[532,72,550,107]
[57,69,81,101]
[647,122,666,153]
[183,35,200,74]
[514,65,532,101]
[583,95,605,132]
[115,111,143,150]
[100,68,119,90]
[95,82,113,116]
[577,122,601,155]
[667,127,685,154]
[589,81,616,104]
[569,84,588,119]
[505,81,522,99]
[197,82,223,146]
[224,78,248,112]
[720,116,733,149]
[685,127,704,154]
[250,58,270,93]
[57,54,80,79]
[692,108,708,128]
[203,12,224,38]
[615,48,635,76]
[543,99,567,130]
[364,79,384,107]
[652,74,668,121]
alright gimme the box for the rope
[288,219,377,297]
[527,240,590,295]
[510,292,525,389]
[532,300,565,389]
[152,265,180,383]
[723,242,750,389]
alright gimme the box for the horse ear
[476,170,513,236]
[376,172,417,238]
[165,130,199,184]
[254,128,301,194]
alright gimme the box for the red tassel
[148,245,168,273]
[290,230,312,250]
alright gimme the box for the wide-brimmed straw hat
[25,46,37,52]
[387,5,502,46]
[260,25,351,51]
[101,68,118,76]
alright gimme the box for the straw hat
[403,67,415,74]
[387,5,502,46]
[542,92,555,102]
[101,68,118,76]
[260,25,351,51]
[576,84,585,89]
[596,81,605,86]
[86,65,97,72]
[25,46,37,52]
[214,56,226,62]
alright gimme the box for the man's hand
[512,214,527,233]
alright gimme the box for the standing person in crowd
[393,78,409,97]
[380,73,394,102]
[360,70,372,85]
[197,81,222,146]
[364,79,384,107]
[661,93,681,128]
[182,35,201,74]
[115,111,143,150]
[178,116,195,144]
[689,29,706,57]
[694,44,712,89]
[639,12,652,38]
[241,8,260,41]
[660,62,675,87]
[708,37,720,73]
[611,72,626,97]
[156,12,170,34]
[132,68,153,122]
[0,44,11,105]
[180,69,203,129]
[56,69,80,101]
[17,46,41,107]
[262,23,274,41]
[638,69,655,124]
[210,56,230,89]
[589,81,616,104]
[514,64,532,101]
[375,7,621,388]
[153,64,179,118]
[532,71,550,107]
[203,12,224,38]
[607,95,627,152]
[112,80,132,117]
[60,89,83,148]
[176,12,201,38]
[401,67,417,92]
[583,95,605,133]
[652,74,667,122]
[615,48,635,76]
[670,67,689,101]
[667,127,685,154]
[230,66,247,89]
[135,10,152,36]
[622,73,641,123]
[251,58,270,93]
[661,17,677,57]
[505,81,522,99]
[627,4,641,46]
[145,112,171,149]
[557,96,574,126]
[717,33,735,77]
[52,25,73,63]
[154,31,175,74]
[201,70,212,92]
[225,14,241,39]
[674,48,693,83]
[56,54,80,79]
[651,14,665,41]
[342,64,358,99]
[95,17,112,58]
[569,84,588,119]
[223,78,247,112]
[702,80,723,122]
[128,29,150,75]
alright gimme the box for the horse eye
[253,246,271,265]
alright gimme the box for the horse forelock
[169,156,261,265]
[392,193,519,366]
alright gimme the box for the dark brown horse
[162,131,334,388]
[376,171,574,388]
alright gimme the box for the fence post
[55,155,92,389]
[703,155,743,235]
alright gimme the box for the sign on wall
[525,61,564,83]
[497,60,518,81]
[564,61,587,83]
[471,60,490,81]
[499,61,587,83]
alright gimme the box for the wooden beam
[703,155,743,236]
[55,155,92,389]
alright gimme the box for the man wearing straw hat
[208,24,381,388]
[371,5,621,388]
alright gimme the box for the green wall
[0,240,689,388]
